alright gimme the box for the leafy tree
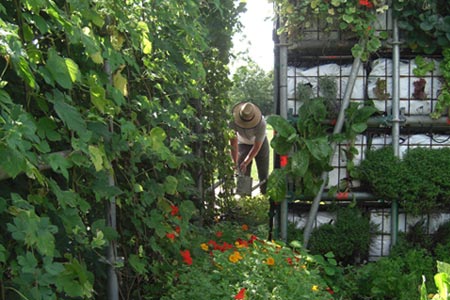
[229,60,274,116]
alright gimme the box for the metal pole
[105,61,119,300]
[279,28,288,241]
[390,9,401,247]
[303,55,363,248]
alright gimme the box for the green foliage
[308,207,377,265]
[359,146,450,215]
[394,0,450,54]
[432,48,450,118]
[274,0,389,60]
[229,60,274,116]
[350,248,435,300]
[421,261,450,300]
[0,0,242,298]
[267,97,376,201]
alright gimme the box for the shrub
[358,147,450,215]
[308,207,377,265]
[351,248,435,300]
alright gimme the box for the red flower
[286,257,293,265]
[359,0,373,8]
[175,226,181,234]
[216,231,223,238]
[170,205,179,216]
[180,250,192,265]
[248,235,258,244]
[326,287,335,295]
[166,233,175,240]
[234,288,246,299]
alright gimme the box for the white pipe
[303,55,363,248]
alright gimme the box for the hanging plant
[274,0,389,60]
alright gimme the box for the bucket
[236,174,252,196]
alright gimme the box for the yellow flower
[311,285,319,292]
[266,257,275,266]
[200,243,209,251]
[229,251,243,263]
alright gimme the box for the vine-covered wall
[0,0,242,298]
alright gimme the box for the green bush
[351,248,435,300]
[358,147,450,215]
[308,207,377,266]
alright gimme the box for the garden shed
[270,0,450,261]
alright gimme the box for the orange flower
[234,288,246,299]
[229,251,243,263]
[200,243,209,251]
[266,257,275,266]
[241,224,248,231]
[180,250,192,265]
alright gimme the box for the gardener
[230,102,269,194]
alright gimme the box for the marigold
[200,243,209,251]
[229,251,243,263]
[241,224,248,231]
[311,285,319,292]
[266,257,275,266]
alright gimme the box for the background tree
[229,60,274,116]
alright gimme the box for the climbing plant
[0,0,242,298]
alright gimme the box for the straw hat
[232,102,262,129]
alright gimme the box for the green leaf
[17,251,38,274]
[53,94,87,134]
[36,117,62,142]
[129,254,147,275]
[0,145,27,179]
[351,122,368,133]
[270,135,294,155]
[304,137,331,161]
[267,168,287,202]
[90,83,107,113]
[46,49,74,89]
[91,230,106,249]
[266,115,296,138]
[45,151,72,180]
[179,200,197,221]
[290,150,309,177]
[164,175,178,195]
[88,145,105,171]
[56,256,94,298]
[150,127,167,152]
[7,210,57,256]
